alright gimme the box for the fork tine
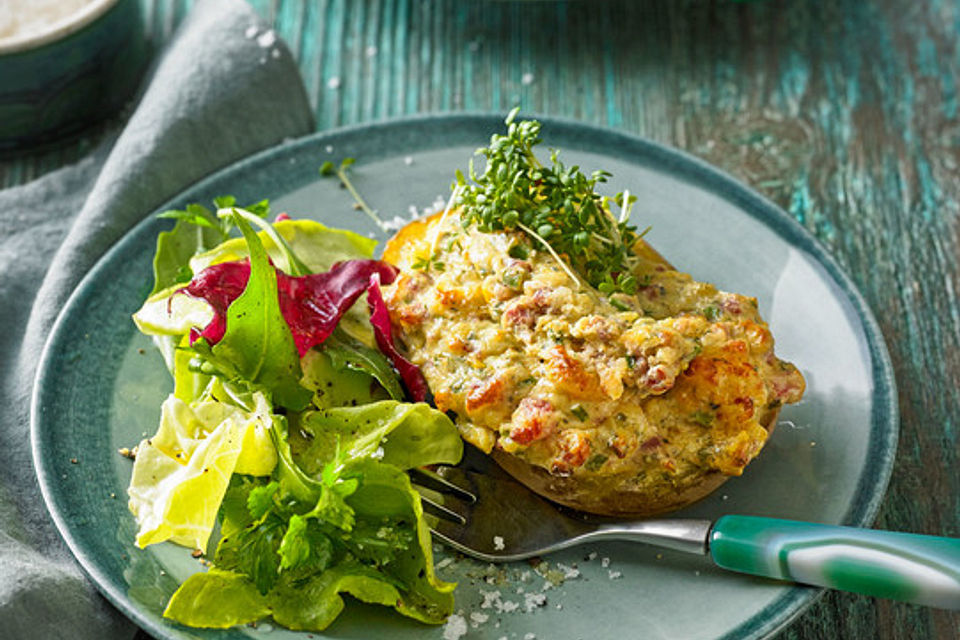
[416,491,468,525]
[409,467,477,503]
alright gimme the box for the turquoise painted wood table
[3,1,958,638]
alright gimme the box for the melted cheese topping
[384,213,805,485]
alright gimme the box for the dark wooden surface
[5,1,959,638]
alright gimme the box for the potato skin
[382,211,803,516]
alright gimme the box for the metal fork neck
[592,518,713,555]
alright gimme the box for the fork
[409,445,960,610]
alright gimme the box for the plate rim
[31,112,899,640]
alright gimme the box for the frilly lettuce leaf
[164,564,405,632]
[127,392,278,553]
[292,401,464,475]
[162,568,269,628]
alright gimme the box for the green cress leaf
[455,113,641,297]
[193,213,313,411]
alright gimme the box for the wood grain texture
[3,0,958,637]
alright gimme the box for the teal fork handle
[709,515,960,609]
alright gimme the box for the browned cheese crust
[382,211,805,516]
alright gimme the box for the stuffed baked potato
[380,117,805,516]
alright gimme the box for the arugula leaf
[191,213,313,411]
[224,207,312,276]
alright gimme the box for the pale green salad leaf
[128,392,277,552]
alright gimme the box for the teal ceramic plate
[32,115,897,640]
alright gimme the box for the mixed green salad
[126,199,463,631]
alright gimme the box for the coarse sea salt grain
[608,570,622,580]
[256,29,276,48]
[469,612,489,627]
[442,614,468,640]
[244,25,258,38]
[327,76,341,90]
[601,557,610,568]
[556,563,579,579]
[522,72,535,85]
[524,592,547,612]
[500,600,520,613]
[493,536,505,550]
[480,589,501,609]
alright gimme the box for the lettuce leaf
[127,393,278,553]
[292,401,463,476]
[149,212,223,297]
[163,401,461,631]
[300,345,392,409]
[162,568,269,628]
[164,564,404,632]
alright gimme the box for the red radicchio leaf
[182,259,398,356]
[183,260,251,345]
[279,260,397,355]
[366,272,429,402]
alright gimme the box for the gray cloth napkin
[0,0,314,637]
